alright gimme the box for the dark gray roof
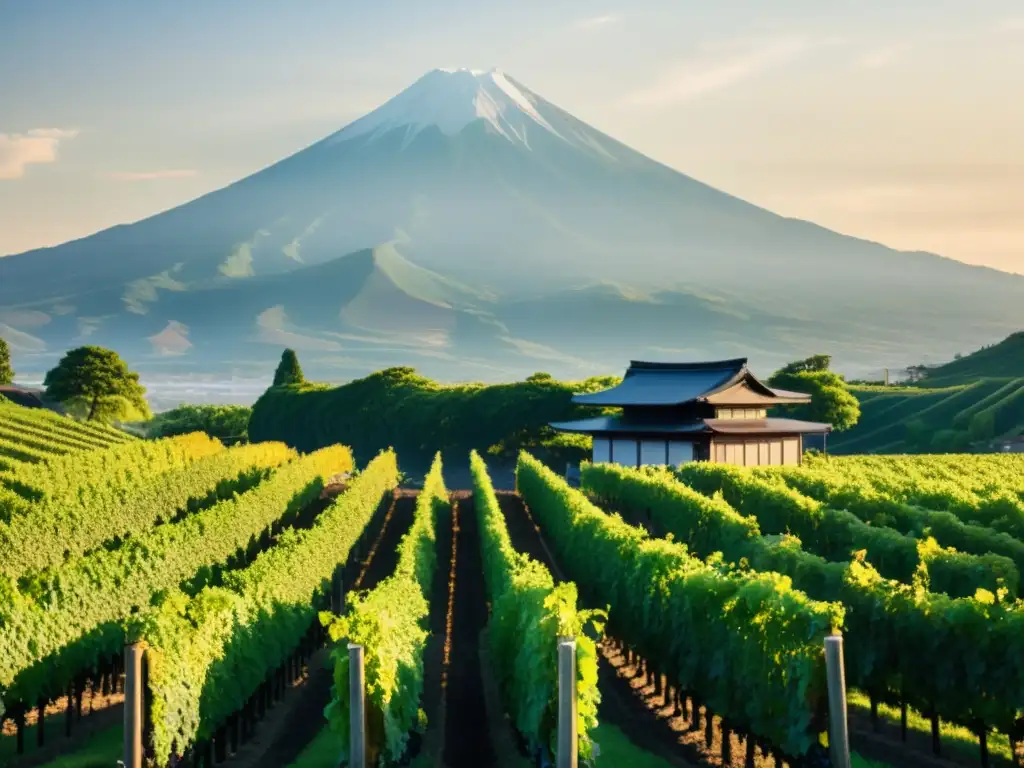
[573,358,747,407]
[549,416,708,435]
[550,415,832,436]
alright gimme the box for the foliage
[968,410,996,442]
[517,452,842,758]
[43,346,150,423]
[0,336,13,385]
[0,446,351,709]
[273,348,306,387]
[676,462,1018,598]
[0,433,261,577]
[930,428,970,453]
[138,449,395,764]
[766,458,1024,592]
[624,458,1024,738]
[322,453,445,765]
[249,366,619,466]
[804,453,1024,539]
[0,397,132,479]
[0,399,133,445]
[147,404,252,441]
[775,354,832,375]
[768,369,860,431]
[471,450,602,763]
[2,438,296,577]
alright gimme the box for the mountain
[1,67,1021,387]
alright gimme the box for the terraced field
[2,398,1017,767]
[832,378,1024,453]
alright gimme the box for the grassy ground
[14,719,889,768]
[848,690,1013,765]
[286,722,676,767]
[852,754,890,768]
[28,724,121,768]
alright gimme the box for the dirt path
[442,494,498,768]
[497,491,712,768]
[247,492,418,768]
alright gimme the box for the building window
[668,441,694,466]
[612,438,639,467]
[592,437,611,464]
[640,439,667,466]
[716,407,767,420]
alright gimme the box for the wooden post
[557,637,578,768]
[824,635,851,768]
[123,642,145,768]
[349,643,366,768]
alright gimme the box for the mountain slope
[1,68,1021,382]
[917,332,1024,387]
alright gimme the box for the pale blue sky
[1,0,1022,272]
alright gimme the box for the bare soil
[442,494,498,767]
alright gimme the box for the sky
[1,0,1023,273]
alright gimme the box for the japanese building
[550,358,831,468]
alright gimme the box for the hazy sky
[2,0,1022,273]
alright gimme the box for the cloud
[104,169,198,181]
[855,19,1024,69]
[625,37,818,107]
[574,13,620,31]
[857,46,901,69]
[0,128,78,180]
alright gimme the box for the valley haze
[1,67,1021,402]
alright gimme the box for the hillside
[1,68,1022,383]
[917,332,1024,387]
[829,332,1024,453]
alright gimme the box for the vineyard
[1,399,1022,768]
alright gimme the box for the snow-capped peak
[328,68,564,149]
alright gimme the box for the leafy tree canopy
[775,354,832,375]
[769,359,860,431]
[272,348,305,387]
[43,346,150,423]
[0,336,13,385]
[147,404,251,441]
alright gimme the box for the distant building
[994,436,1024,454]
[550,358,831,468]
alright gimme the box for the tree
[969,410,996,443]
[906,364,930,383]
[769,364,861,431]
[775,354,832,376]
[273,349,305,387]
[44,346,150,423]
[148,404,251,442]
[0,336,12,385]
